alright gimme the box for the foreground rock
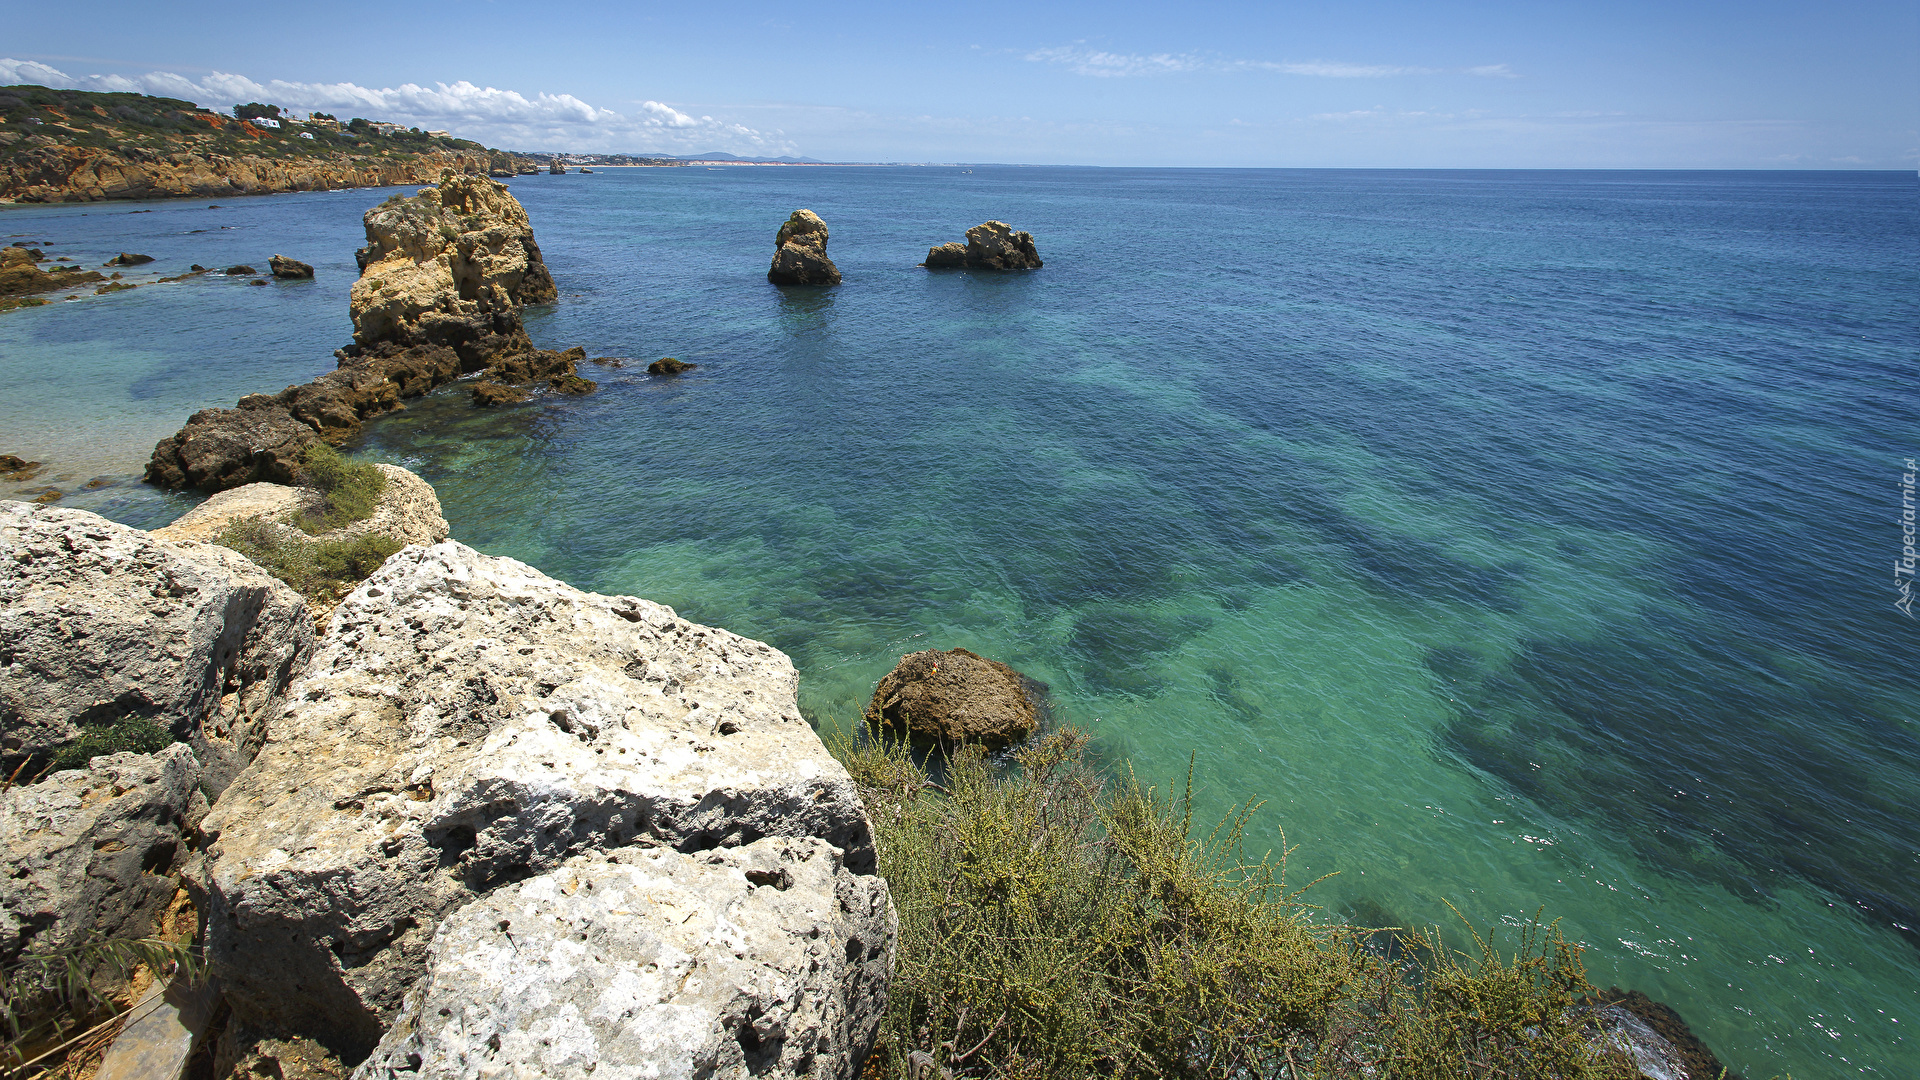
[152,464,449,549]
[0,504,313,781]
[194,541,881,1057]
[270,254,315,279]
[0,746,205,1010]
[767,209,841,286]
[147,175,594,492]
[922,220,1043,271]
[357,838,893,1080]
[865,647,1045,749]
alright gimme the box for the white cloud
[1023,47,1518,80]
[0,58,792,155]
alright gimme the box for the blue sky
[5,0,1915,167]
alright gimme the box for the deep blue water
[3,167,1916,1077]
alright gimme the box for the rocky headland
[768,209,841,286]
[146,173,596,492]
[922,220,1043,271]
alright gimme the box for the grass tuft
[831,726,1641,1079]
[213,519,402,603]
[47,715,171,773]
[293,442,386,534]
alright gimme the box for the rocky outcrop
[270,254,315,279]
[922,221,1043,271]
[0,504,313,782]
[152,464,449,549]
[1,244,106,297]
[147,175,594,493]
[106,252,155,266]
[357,838,894,1080]
[767,209,841,286]
[349,172,556,356]
[0,746,206,1009]
[865,647,1046,749]
[193,541,882,1058]
[0,145,505,205]
[549,160,566,175]
[648,357,696,375]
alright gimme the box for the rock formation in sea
[0,503,313,785]
[105,252,154,266]
[269,254,314,279]
[922,220,1043,271]
[768,209,842,286]
[865,647,1046,749]
[648,357,696,374]
[193,539,890,1062]
[146,174,595,492]
[1,244,106,301]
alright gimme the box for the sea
[2,166,1915,1078]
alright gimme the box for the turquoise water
[3,168,1916,1077]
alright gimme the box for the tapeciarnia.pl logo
[1898,457,1917,618]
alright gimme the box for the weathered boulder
[226,265,258,276]
[106,252,155,266]
[144,400,319,491]
[1580,1004,1690,1080]
[1,454,44,481]
[153,464,449,550]
[349,172,556,361]
[767,209,840,286]
[356,837,893,1080]
[0,746,206,1009]
[865,647,1045,749]
[0,504,313,781]
[270,254,315,279]
[921,220,1042,271]
[648,357,696,375]
[193,541,880,1057]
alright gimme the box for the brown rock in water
[922,220,1042,271]
[471,381,530,407]
[648,357,696,375]
[865,647,1046,749]
[105,252,154,266]
[0,455,45,481]
[1,245,107,296]
[225,264,258,276]
[269,254,314,279]
[767,209,841,286]
[144,402,319,491]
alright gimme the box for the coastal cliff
[0,84,519,204]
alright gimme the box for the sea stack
[768,209,841,286]
[923,220,1043,270]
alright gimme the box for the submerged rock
[922,220,1042,271]
[0,745,206,1014]
[357,838,893,1080]
[0,504,313,782]
[865,647,1045,749]
[270,254,315,279]
[768,209,841,286]
[193,540,880,1056]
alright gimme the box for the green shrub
[293,442,386,534]
[831,727,1638,1079]
[214,519,402,603]
[47,714,171,772]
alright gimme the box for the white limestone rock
[153,464,450,549]
[355,837,893,1080]
[0,503,313,784]
[0,745,206,1008]
[194,541,880,1056]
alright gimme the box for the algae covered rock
[866,647,1046,749]
[270,254,315,279]
[356,838,894,1080]
[194,540,879,1055]
[768,209,841,286]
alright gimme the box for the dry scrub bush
[832,727,1639,1080]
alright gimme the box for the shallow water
[3,168,1916,1077]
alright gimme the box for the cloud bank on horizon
[0,58,791,156]
[1022,46,1518,80]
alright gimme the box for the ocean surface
[3,167,1916,1077]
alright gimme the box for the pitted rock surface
[922,220,1042,271]
[355,837,893,1080]
[0,504,313,780]
[194,541,878,1055]
[767,209,840,286]
[0,746,206,1009]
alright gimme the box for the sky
[4,1,1915,168]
